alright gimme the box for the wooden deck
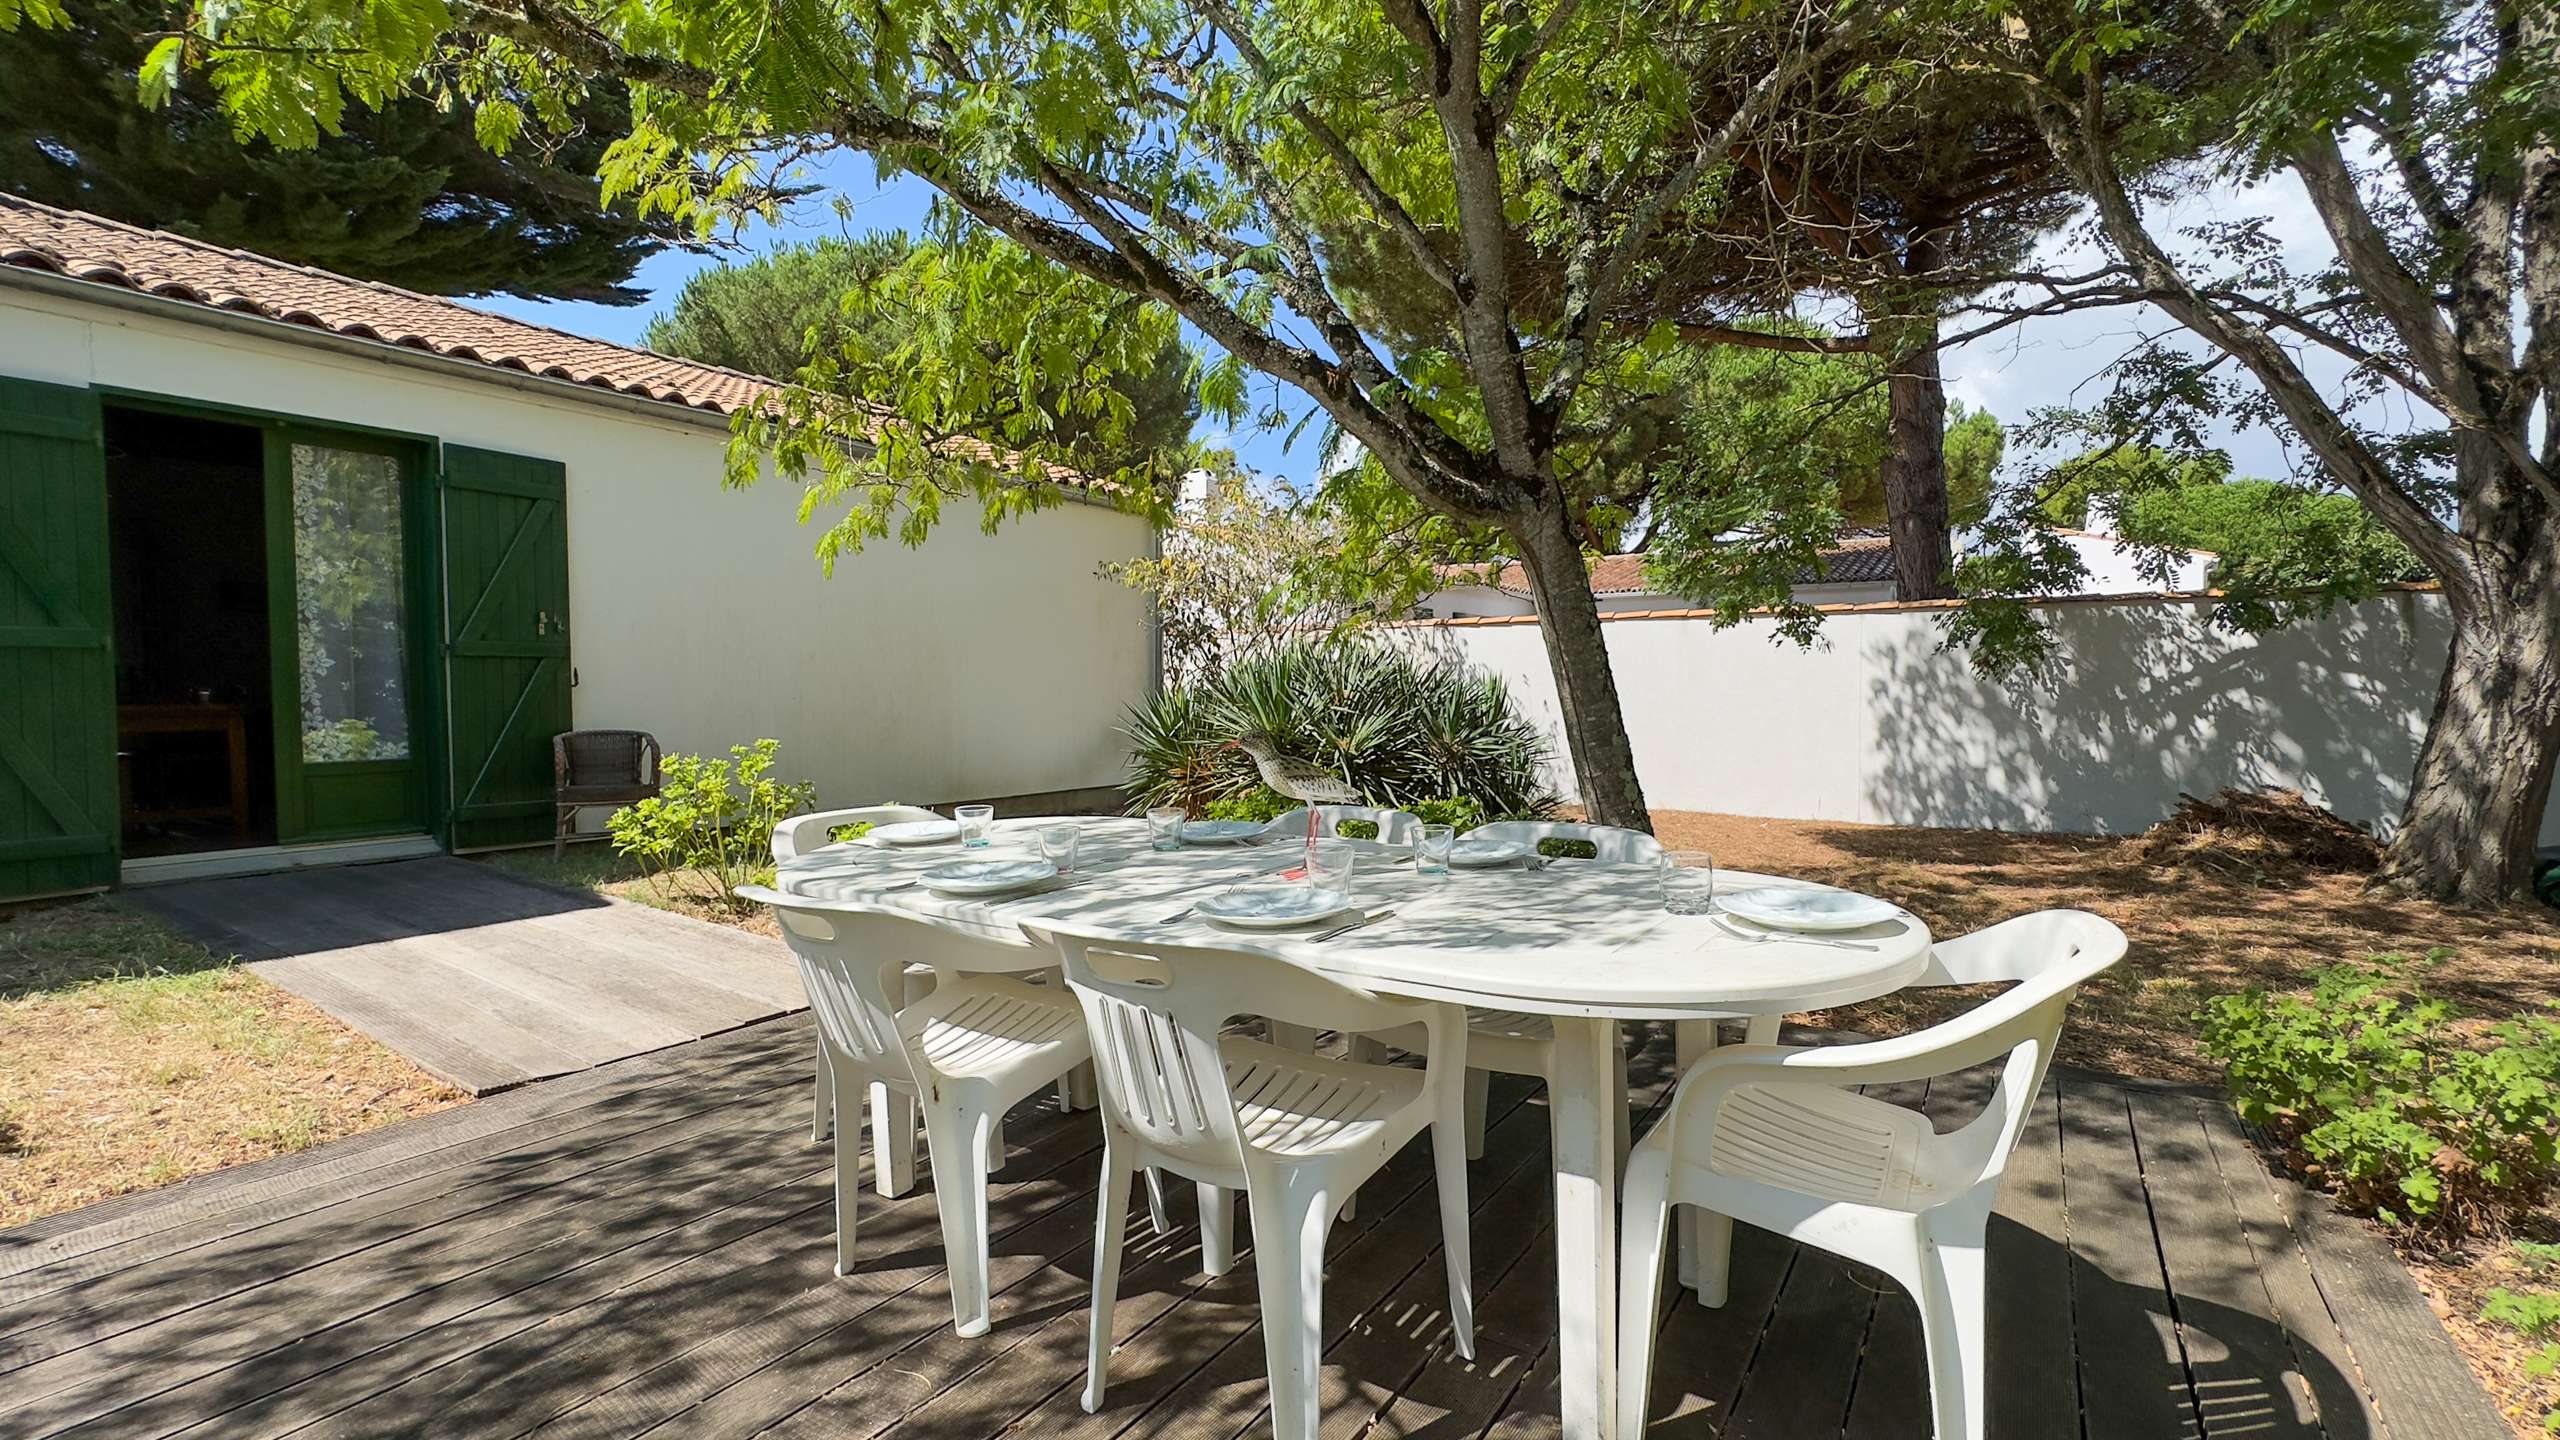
[127,856,803,1094]
[0,1015,2502,1440]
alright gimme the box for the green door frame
[96,390,450,849]
[262,425,442,843]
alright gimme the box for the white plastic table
[778,816,1934,1440]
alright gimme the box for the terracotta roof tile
[1438,531,1898,600]
[0,194,788,417]
[0,194,1100,490]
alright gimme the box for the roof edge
[0,264,745,434]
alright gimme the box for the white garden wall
[1394,590,2560,846]
[1,282,1155,816]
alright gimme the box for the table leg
[1670,1020,1730,1306]
[1549,1016,1623,1440]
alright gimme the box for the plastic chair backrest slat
[1464,821,1663,865]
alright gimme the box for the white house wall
[1,287,1155,815]
[1395,590,2560,846]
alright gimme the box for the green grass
[475,842,651,896]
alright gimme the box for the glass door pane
[289,442,410,763]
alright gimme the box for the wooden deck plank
[2125,1087,2325,1440]
[514,1108,1109,1440]
[2192,1100,2391,1440]
[2265,1153,2512,1440]
[105,1159,837,1438]
[0,1050,803,1360]
[0,1017,812,1297]
[127,858,802,1095]
[1980,1078,2078,1440]
[2059,1078,2201,1440]
[331,863,728,1052]
[560,1141,1115,1440]
[2,1082,815,1434]
[0,1018,2503,1440]
[1004,1085,1547,1440]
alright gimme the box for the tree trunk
[2378,551,2560,906]
[1877,310,1955,600]
[1510,497,1654,832]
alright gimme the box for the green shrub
[829,820,875,843]
[1409,797,1485,833]
[608,739,816,911]
[1124,640,1561,821]
[1203,788,1294,824]
[2480,1246,2560,1432]
[2198,953,2560,1238]
[1205,790,1483,843]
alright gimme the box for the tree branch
[1197,0,1461,298]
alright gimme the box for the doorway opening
[105,407,277,857]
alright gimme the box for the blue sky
[477,156,2321,493]
[474,152,1331,486]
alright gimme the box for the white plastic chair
[742,886,1094,1338]
[772,802,945,864]
[1258,805,1424,847]
[773,804,946,1165]
[1029,919,1475,1440]
[1616,909,2128,1440]
[1462,819,1664,865]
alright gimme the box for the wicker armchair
[553,730,661,857]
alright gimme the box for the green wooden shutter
[0,377,116,899]
[439,445,571,850]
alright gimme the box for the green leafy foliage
[646,234,1199,476]
[2480,1252,2560,1432]
[2034,447,2423,627]
[2198,954,2560,1239]
[727,227,1220,566]
[1202,790,1484,841]
[1125,641,1561,824]
[1102,471,1377,690]
[0,0,674,303]
[607,740,816,912]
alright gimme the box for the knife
[1310,908,1396,943]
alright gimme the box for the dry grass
[477,845,779,937]
[1644,809,2560,1083]
[0,898,462,1229]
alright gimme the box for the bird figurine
[1232,733,1362,857]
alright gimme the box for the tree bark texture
[1510,497,1654,831]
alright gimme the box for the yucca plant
[1122,640,1561,820]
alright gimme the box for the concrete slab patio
[0,1015,2504,1440]
[126,857,802,1095]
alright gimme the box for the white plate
[1447,839,1530,869]
[921,859,1058,896]
[871,820,961,847]
[1179,820,1263,845]
[1196,884,1358,929]
[1717,886,1901,933]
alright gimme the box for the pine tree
[0,0,679,303]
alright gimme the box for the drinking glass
[1415,824,1456,876]
[1306,838,1355,892]
[1146,806,1187,851]
[1660,850,1717,914]
[1039,824,1081,874]
[956,804,995,848]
